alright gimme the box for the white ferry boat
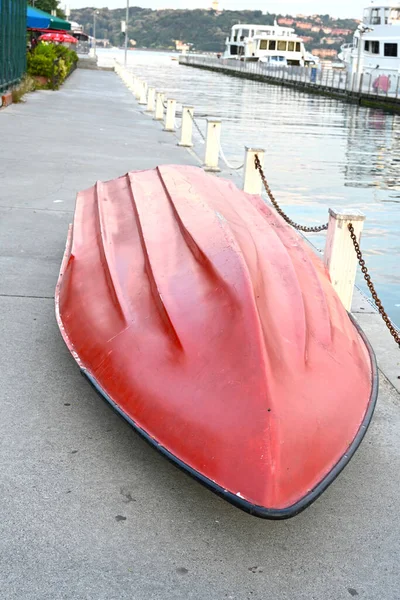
[339,3,400,73]
[223,22,310,66]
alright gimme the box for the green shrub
[27,42,78,89]
[27,53,53,79]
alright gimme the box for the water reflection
[99,49,400,326]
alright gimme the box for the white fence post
[243,147,265,194]
[154,92,165,121]
[133,77,141,99]
[204,119,221,172]
[178,106,194,147]
[146,87,156,113]
[139,81,148,105]
[164,98,176,132]
[323,209,366,311]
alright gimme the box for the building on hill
[301,36,313,44]
[331,28,352,35]
[277,18,294,26]
[321,36,343,45]
[312,48,338,58]
[312,26,321,32]
[296,22,313,30]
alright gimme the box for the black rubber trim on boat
[81,315,378,521]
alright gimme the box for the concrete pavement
[1,69,399,600]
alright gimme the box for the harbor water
[99,49,400,326]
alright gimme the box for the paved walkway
[0,69,399,600]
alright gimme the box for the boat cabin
[340,3,400,71]
[363,4,400,25]
[224,23,306,65]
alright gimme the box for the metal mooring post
[154,92,165,121]
[204,119,221,172]
[243,147,265,194]
[146,87,156,113]
[178,106,194,147]
[139,81,148,105]
[323,209,366,311]
[164,99,176,132]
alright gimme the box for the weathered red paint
[56,166,374,511]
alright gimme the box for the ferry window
[385,8,390,24]
[231,45,238,55]
[296,42,301,52]
[288,41,295,52]
[364,40,370,52]
[259,40,268,50]
[278,41,287,51]
[241,29,249,38]
[371,41,380,54]
[363,8,370,24]
[384,43,398,57]
[390,9,400,21]
[269,40,276,50]
[371,8,381,25]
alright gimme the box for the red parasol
[39,33,77,44]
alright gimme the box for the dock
[180,55,400,113]
[1,68,400,600]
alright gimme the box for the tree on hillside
[28,0,65,19]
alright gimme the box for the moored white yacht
[224,22,310,66]
[339,2,400,74]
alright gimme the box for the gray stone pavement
[0,69,399,600]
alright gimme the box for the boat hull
[56,165,378,519]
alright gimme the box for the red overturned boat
[56,165,378,519]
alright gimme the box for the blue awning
[27,6,50,29]
[27,6,71,30]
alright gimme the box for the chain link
[348,224,400,349]
[253,155,399,349]
[254,155,329,233]
[188,110,206,142]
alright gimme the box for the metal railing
[76,41,90,55]
[179,55,400,101]
[0,0,26,94]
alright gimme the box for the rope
[188,111,206,143]
[214,128,244,171]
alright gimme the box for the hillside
[70,7,357,57]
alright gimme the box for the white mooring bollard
[164,99,177,132]
[134,79,142,100]
[178,106,194,147]
[146,87,156,113]
[154,92,165,121]
[132,77,139,98]
[204,119,221,172]
[139,81,148,105]
[324,209,366,311]
[243,147,265,194]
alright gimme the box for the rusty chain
[348,224,400,349]
[254,155,399,349]
[254,155,329,233]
